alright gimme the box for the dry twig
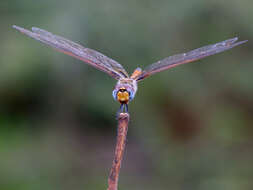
[107,112,130,190]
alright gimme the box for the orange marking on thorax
[130,68,142,80]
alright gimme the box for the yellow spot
[117,91,129,103]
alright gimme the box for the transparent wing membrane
[13,25,129,80]
[137,37,247,81]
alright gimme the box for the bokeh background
[0,0,252,189]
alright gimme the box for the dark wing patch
[13,25,129,80]
[137,37,247,81]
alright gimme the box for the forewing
[138,37,247,81]
[13,25,129,80]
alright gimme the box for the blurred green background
[0,0,252,189]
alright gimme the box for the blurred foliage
[0,0,252,189]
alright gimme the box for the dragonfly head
[112,79,137,104]
[114,87,130,104]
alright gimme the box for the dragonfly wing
[137,37,247,81]
[13,25,129,80]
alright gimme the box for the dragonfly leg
[120,104,124,112]
[125,104,129,113]
[116,104,129,118]
[116,104,124,118]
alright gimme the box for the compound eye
[112,90,117,100]
[128,91,133,100]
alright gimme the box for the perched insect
[13,25,247,113]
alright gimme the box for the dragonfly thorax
[112,78,137,104]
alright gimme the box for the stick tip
[117,112,129,120]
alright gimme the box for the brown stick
[107,112,130,190]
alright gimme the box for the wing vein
[13,25,129,80]
[138,37,247,81]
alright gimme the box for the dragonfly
[13,25,247,113]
